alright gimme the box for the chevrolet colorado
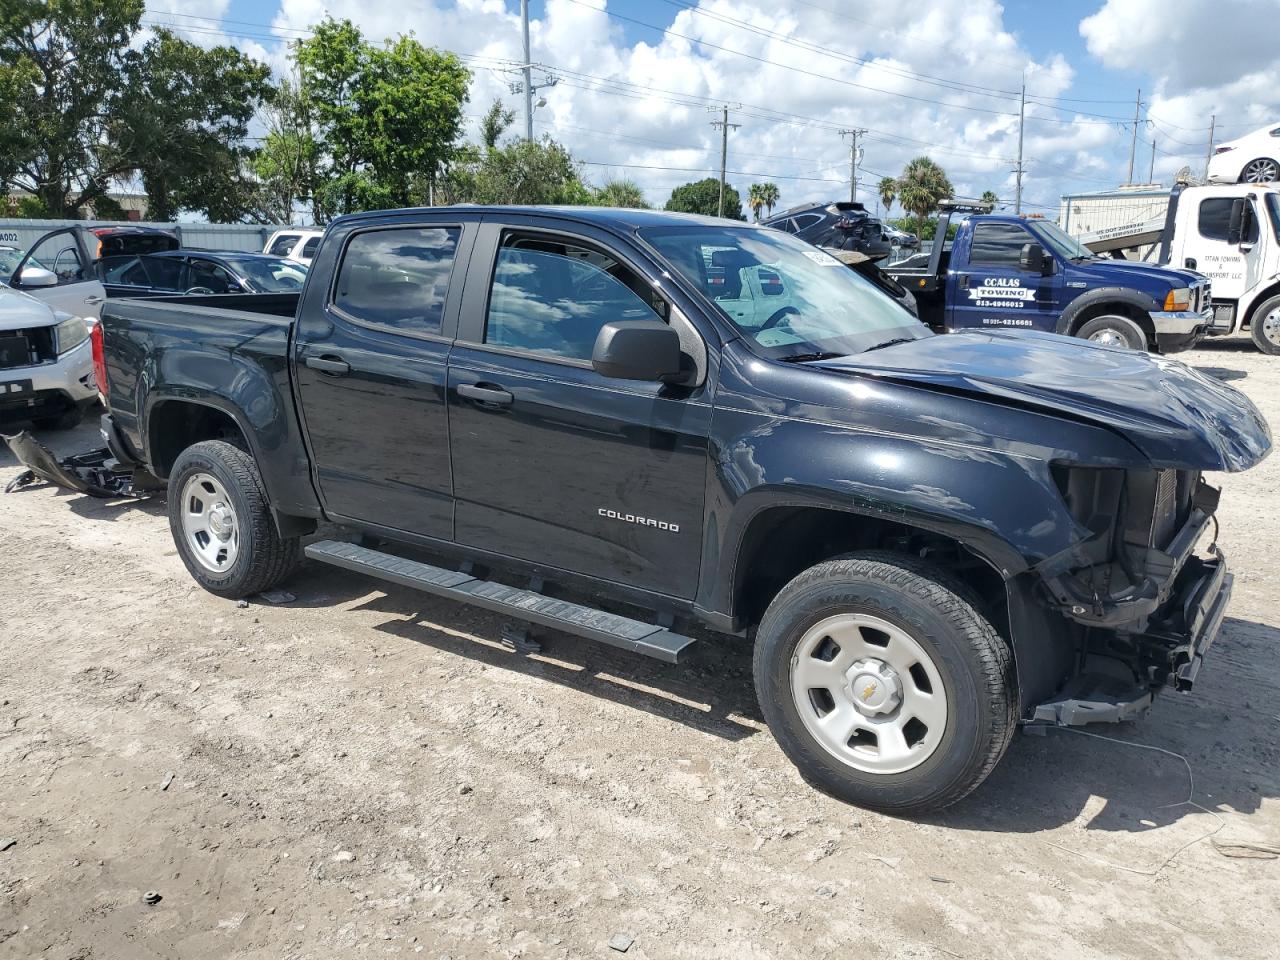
[92,206,1271,813]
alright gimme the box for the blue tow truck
[883,202,1217,352]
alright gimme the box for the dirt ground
[2,335,1279,960]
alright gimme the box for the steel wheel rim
[1262,307,1280,347]
[1088,326,1130,349]
[179,472,240,574]
[790,613,948,775]
[1243,159,1279,183]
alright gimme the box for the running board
[304,540,697,664]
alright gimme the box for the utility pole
[1014,79,1026,215]
[1149,139,1156,184]
[709,105,740,218]
[1204,114,1216,180]
[1127,87,1142,185]
[520,0,533,141]
[839,128,867,202]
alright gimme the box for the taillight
[90,319,108,398]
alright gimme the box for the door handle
[84,295,104,305]
[305,355,350,375]
[457,382,513,408]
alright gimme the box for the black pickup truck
[91,206,1271,814]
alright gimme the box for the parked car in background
[264,228,324,266]
[0,284,97,430]
[763,201,892,259]
[1208,122,1280,184]
[98,251,308,297]
[884,226,919,249]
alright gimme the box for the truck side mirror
[1227,198,1254,245]
[592,320,683,382]
[1019,242,1050,275]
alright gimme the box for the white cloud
[1080,0,1280,170]
[232,0,1126,213]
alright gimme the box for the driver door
[9,228,107,318]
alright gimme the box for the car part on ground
[2,429,160,497]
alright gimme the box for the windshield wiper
[861,337,916,353]
[779,350,846,363]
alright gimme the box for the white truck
[1082,182,1280,354]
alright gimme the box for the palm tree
[980,190,998,210]
[593,179,649,208]
[878,176,897,217]
[896,156,953,239]
[748,183,766,221]
[758,182,780,217]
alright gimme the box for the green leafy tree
[0,0,143,217]
[748,183,765,221]
[593,179,648,208]
[463,136,589,205]
[251,77,321,224]
[758,181,779,217]
[479,98,515,151]
[665,178,745,219]
[895,156,953,238]
[293,18,469,219]
[878,176,897,216]
[980,189,999,210]
[118,29,270,222]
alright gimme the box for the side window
[485,233,666,362]
[792,213,823,231]
[1196,197,1257,242]
[187,259,239,294]
[26,231,86,284]
[268,234,298,257]
[301,236,321,259]
[969,222,1034,267]
[99,255,150,287]
[332,226,460,334]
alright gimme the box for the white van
[263,229,325,266]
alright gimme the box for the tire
[167,439,299,599]
[1249,294,1280,355]
[32,405,85,431]
[1240,157,1280,184]
[1075,314,1148,351]
[753,552,1016,814]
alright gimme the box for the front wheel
[753,553,1016,814]
[168,439,299,598]
[1250,295,1280,355]
[1076,314,1148,350]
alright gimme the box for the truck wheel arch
[1242,280,1280,328]
[146,397,255,479]
[1058,287,1159,344]
[720,500,1076,719]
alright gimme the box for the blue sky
[180,0,1278,214]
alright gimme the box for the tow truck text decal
[968,277,1036,309]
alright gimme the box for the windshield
[1035,220,1094,259]
[229,258,308,293]
[640,226,927,359]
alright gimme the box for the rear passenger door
[292,217,477,539]
[446,219,713,598]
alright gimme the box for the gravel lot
[2,335,1278,960]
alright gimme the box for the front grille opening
[0,327,56,369]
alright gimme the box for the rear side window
[968,222,1033,267]
[485,232,665,362]
[268,234,299,257]
[333,227,460,334]
[301,236,321,258]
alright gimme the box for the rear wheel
[168,440,299,598]
[753,553,1016,814]
[1240,158,1280,184]
[1076,314,1148,351]
[1250,294,1280,355]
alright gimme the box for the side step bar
[304,540,697,664]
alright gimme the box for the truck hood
[1068,257,1202,290]
[0,286,58,331]
[813,330,1271,471]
